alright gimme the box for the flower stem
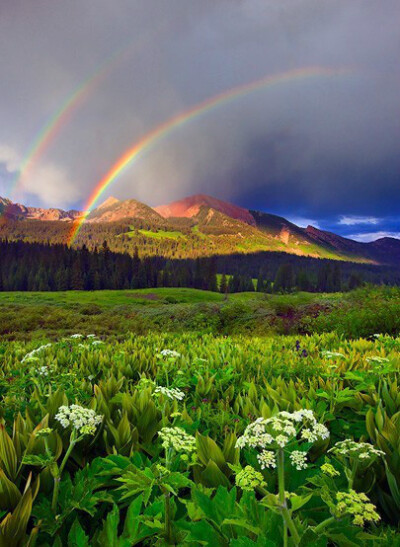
[51,433,78,513]
[164,447,173,543]
[314,516,336,534]
[349,460,358,490]
[277,449,300,547]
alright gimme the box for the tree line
[0,239,397,293]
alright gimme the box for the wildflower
[37,365,52,377]
[321,351,345,359]
[55,405,103,436]
[159,349,181,358]
[158,427,196,453]
[366,356,389,364]
[312,423,330,440]
[321,463,340,477]
[91,340,104,345]
[276,435,289,447]
[235,466,266,491]
[22,343,52,363]
[236,410,329,451]
[329,440,384,463]
[86,334,97,338]
[153,386,185,401]
[257,450,276,469]
[290,450,307,470]
[335,490,380,526]
[70,334,83,339]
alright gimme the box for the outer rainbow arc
[68,66,350,245]
[7,26,166,204]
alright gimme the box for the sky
[0,0,399,242]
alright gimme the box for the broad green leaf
[68,518,90,547]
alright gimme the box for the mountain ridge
[0,193,399,266]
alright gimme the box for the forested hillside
[1,239,399,293]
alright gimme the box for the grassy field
[0,285,399,340]
[0,288,340,340]
[138,229,187,240]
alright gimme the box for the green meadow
[0,285,399,545]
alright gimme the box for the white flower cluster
[55,404,103,435]
[159,349,181,358]
[37,365,54,377]
[22,343,52,363]
[153,386,185,401]
[366,356,389,364]
[290,450,308,470]
[159,427,196,453]
[321,351,345,359]
[329,440,385,462]
[301,423,330,443]
[257,450,276,469]
[70,334,84,339]
[236,410,329,451]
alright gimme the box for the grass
[0,286,398,340]
[138,229,186,240]
[0,287,224,308]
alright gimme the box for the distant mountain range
[1,193,399,265]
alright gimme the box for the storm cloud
[0,0,399,240]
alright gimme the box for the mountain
[86,197,162,223]
[304,225,400,265]
[155,194,256,226]
[0,196,82,221]
[0,193,399,266]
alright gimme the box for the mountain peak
[88,196,161,223]
[97,196,120,210]
[155,193,256,226]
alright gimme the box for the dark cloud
[0,0,399,237]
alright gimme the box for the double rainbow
[7,28,165,202]
[69,66,349,245]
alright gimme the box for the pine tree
[220,273,228,294]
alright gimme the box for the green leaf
[290,494,313,512]
[68,518,90,547]
[98,504,119,547]
[117,467,155,504]
[0,469,21,511]
[163,471,193,492]
[179,520,225,546]
[192,486,235,526]
[198,460,231,488]
[22,454,54,468]
[0,425,17,481]
[385,463,400,508]
[222,518,261,535]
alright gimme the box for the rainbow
[68,66,350,244]
[7,29,162,203]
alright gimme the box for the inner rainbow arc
[68,66,350,245]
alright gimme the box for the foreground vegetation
[0,330,399,545]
